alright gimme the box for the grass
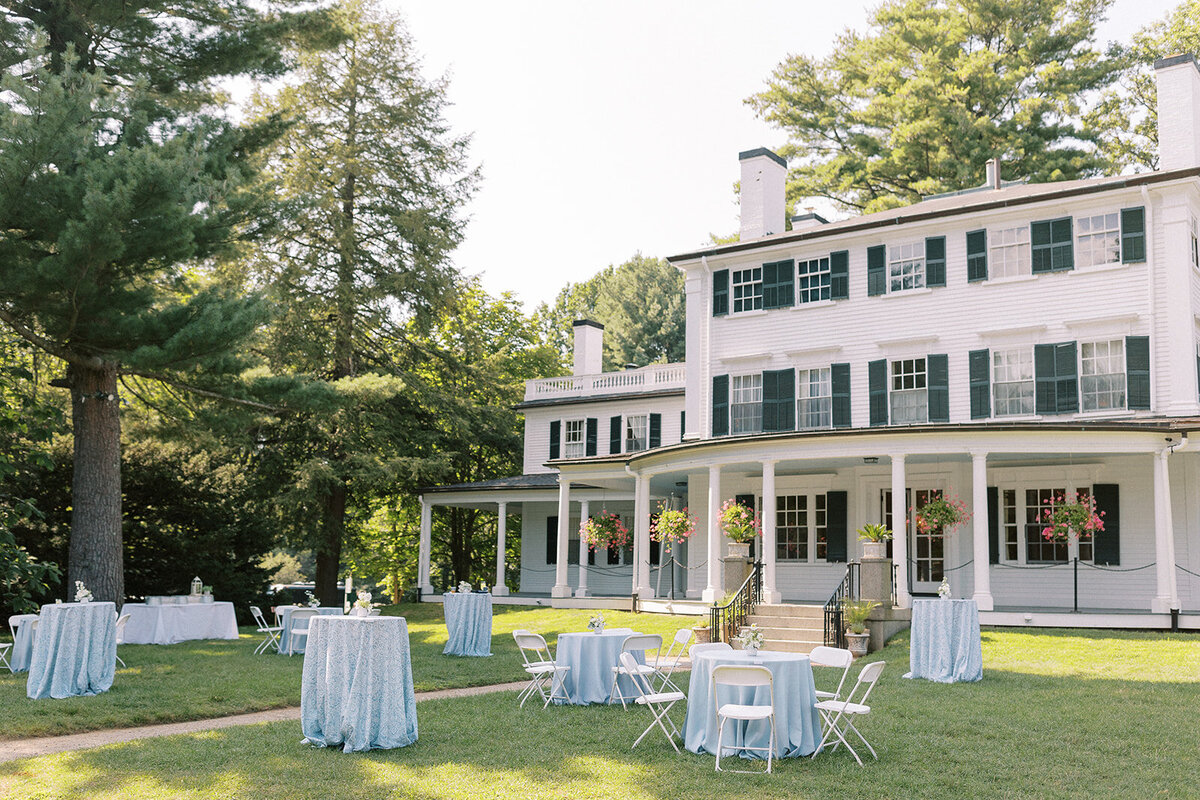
[3,625,1199,799]
[0,604,697,740]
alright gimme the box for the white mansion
[417,55,1200,629]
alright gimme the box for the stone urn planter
[845,631,870,657]
[693,625,712,644]
[861,541,888,560]
[727,542,751,559]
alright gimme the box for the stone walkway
[0,681,527,764]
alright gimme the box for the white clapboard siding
[522,396,685,475]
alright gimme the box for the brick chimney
[739,148,787,239]
[572,320,603,376]
[1155,54,1200,171]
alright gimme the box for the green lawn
[2,626,1198,799]
[0,604,697,740]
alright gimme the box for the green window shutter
[649,413,661,448]
[831,362,851,428]
[1120,207,1146,263]
[969,349,991,419]
[925,236,946,287]
[987,487,999,564]
[967,229,988,282]
[549,420,561,460]
[1032,218,1073,273]
[1055,341,1078,413]
[609,416,622,454]
[712,374,729,436]
[868,358,888,426]
[1092,484,1120,566]
[762,368,795,432]
[680,410,685,438]
[1034,344,1057,414]
[546,516,557,564]
[585,418,598,456]
[867,245,887,296]
[1126,335,1151,410]
[926,353,949,422]
[712,269,729,316]
[830,250,850,300]
[763,259,794,309]
[762,369,778,432]
[825,490,848,563]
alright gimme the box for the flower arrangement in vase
[938,578,951,598]
[587,611,605,633]
[1040,491,1105,542]
[913,494,972,535]
[74,581,93,603]
[736,623,765,655]
[579,511,630,551]
[305,590,320,608]
[456,581,472,594]
[353,590,373,616]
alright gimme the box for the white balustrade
[524,363,686,400]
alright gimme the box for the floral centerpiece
[353,589,373,616]
[1040,492,1105,542]
[720,499,760,543]
[913,494,972,534]
[74,580,93,603]
[305,590,320,608]
[587,611,605,633]
[457,580,472,594]
[735,623,765,655]
[938,577,951,598]
[579,511,630,550]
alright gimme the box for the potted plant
[719,499,759,558]
[913,494,972,535]
[856,523,893,560]
[692,620,712,644]
[579,511,631,551]
[1040,491,1105,543]
[842,599,880,657]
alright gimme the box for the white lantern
[191,576,203,595]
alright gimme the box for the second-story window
[1080,339,1125,411]
[890,358,927,424]
[797,257,831,304]
[888,242,925,292]
[563,419,586,459]
[731,374,763,434]
[797,367,831,429]
[1075,212,1120,268]
[992,348,1034,416]
[624,414,648,452]
[988,226,1031,278]
[732,267,763,313]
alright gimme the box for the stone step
[751,603,825,618]
[743,623,825,639]
[761,639,826,654]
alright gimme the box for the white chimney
[789,205,829,231]
[739,148,787,240]
[1155,54,1200,171]
[572,319,603,376]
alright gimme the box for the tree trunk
[67,361,123,606]
[315,483,346,607]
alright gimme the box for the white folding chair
[619,651,685,753]
[512,631,570,708]
[689,642,733,659]
[655,628,695,694]
[609,633,663,709]
[812,660,886,766]
[114,613,131,667]
[0,640,9,673]
[250,606,283,654]
[809,645,854,704]
[286,608,318,656]
[713,664,777,773]
[9,614,37,639]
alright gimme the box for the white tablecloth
[120,602,239,645]
[906,599,983,683]
[27,602,116,699]
[442,592,493,657]
[552,630,646,705]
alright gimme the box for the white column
[575,499,590,597]
[418,497,434,595]
[703,464,723,602]
[1151,449,1180,612]
[493,502,509,596]
[552,479,572,598]
[890,454,909,608]
[970,451,993,610]
[761,460,781,603]
[635,473,654,598]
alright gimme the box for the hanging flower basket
[913,495,971,535]
[580,512,630,550]
[719,499,760,544]
[1040,492,1105,542]
[650,503,696,546]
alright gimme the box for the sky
[393,0,1182,310]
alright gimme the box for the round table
[683,649,821,759]
[26,602,117,700]
[906,598,983,683]
[552,630,647,705]
[442,592,493,657]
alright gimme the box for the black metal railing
[823,561,861,648]
[710,561,762,643]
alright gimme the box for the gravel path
[0,681,527,764]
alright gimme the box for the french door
[880,488,945,594]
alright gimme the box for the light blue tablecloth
[9,614,38,672]
[684,650,822,759]
[442,592,493,657]
[300,616,418,753]
[277,606,342,655]
[552,630,646,705]
[906,599,983,683]
[26,602,117,699]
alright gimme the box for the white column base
[972,591,994,611]
[420,584,434,596]
[492,586,510,596]
[636,586,656,599]
[574,587,590,597]
[701,587,721,603]
[551,585,572,598]
[762,589,782,604]
[1151,596,1175,614]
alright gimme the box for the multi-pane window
[1002,489,1019,561]
[732,267,763,313]
[992,348,1034,416]
[1004,486,1094,564]
[797,367,832,430]
[624,414,648,452]
[776,494,807,560]
[988,226,1031,278]
[1075,212,1120,268]
[890,358,927,424]
[888,241,926,292]
[1026,488,1068,563]
[563,419,585,459]
[797,257,831,304]
[813,494,828,561]
[730,374,763,434]
[1080,339,1126,411]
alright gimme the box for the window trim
[731,266,764,314]
[889,357,928,425]
[796,365,833,431]
[730,373,763,435]
[562,418,586,459]
[772,491,831,564]
[623,412,650,453]
[991,346,1035,418]
[887,240,927,293]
